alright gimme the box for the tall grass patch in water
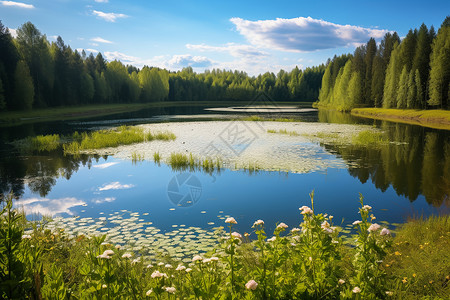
[23,134,61,152]
[267,129,299,136]
[63,126,176,154]
[352,130,387,146]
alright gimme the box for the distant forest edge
[316,16,450,111]
[0,21,324,112]
[0,17,448,113]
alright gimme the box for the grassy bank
[351,108,450,130]
[1,192,448,299]
[0,101,312,126]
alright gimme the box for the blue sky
[2,0,449,75]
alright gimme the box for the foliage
[316,16,450,112]
[385,215,450,299]
[1,192,448,299]
[351,130,387,146]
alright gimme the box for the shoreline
[351,108,450,131]
[0,101,313,127]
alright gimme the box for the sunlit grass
[62,126,176,154]
[131,152,144,164]
[22,134,61,152]
[351,108,450,130]
[386,215,450,299]
[153,152,161,164]
[351,130,387,146]
[242,115,299,122]
[267,128,299,136]
[1,192,447,298]
[168,152,222,173]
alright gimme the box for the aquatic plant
[21,134,61,152]
[153,152,161,164]
[351,130,387,146]
[63,126,176,154]
[267,129,299,136]
[2,192,447,299]
[131,152,144,164]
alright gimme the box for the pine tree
[14,60,34,110]
[383,43,401,108]
[406,70,417,108]
[415,69,424,109]
[364,38,377,105]
[428,18,450,108]
[412,24,432,95]
[396,66,408,108]
[347,71,362,110]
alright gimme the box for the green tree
[0,21,19,110]
[396,66,408,109]
[406,70,417,108]
[428,17,450,108]
[0,78,5,111]
[16,22,54,108]
[415,69,424,109]
[383,43,401,108]
[364,38,377,105]
[14,60,34,110]
[347,71,363,110]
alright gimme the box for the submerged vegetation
[1,192,448,299]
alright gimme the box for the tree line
[316,16,450,111]
[0,21,325,112]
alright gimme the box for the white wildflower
[245,279,258,290]
[368,223,381,232]
[225,217,237,224]
[253,219,264,227]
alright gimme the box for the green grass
[153,152,161,164]
[20,134,61,152]
[63,126,176,154]
[351,130,387,146]
[386,215,450,299]
[1,192,448,299]
[167,152,222,173]
[242,115,300,122]
[267,128,299,136]
[131,152,144,164]
[351,108,450,131]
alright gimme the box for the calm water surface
[1,107,448,233]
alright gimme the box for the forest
[316,17,450,111]
[0,21,324,112]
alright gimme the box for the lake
[1,105,449,250]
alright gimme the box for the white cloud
[93,162,119,169]
[104,51,212,69]
[49,35,58,41]
[1,1,34,9]
[230,16,389,52]
[186,43,268,58]
[94,0,108,2]
[91,37,113,44]
[93,197,116,204]
[8,28,17,38]
[93,10,128,22]
[104,51,141,63]
[86,48,99,53]
[168,54,212,68]
[99,181,135,191]
[15,197,85,216]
